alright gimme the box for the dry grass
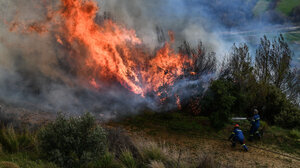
[196,154,220,168]
[148,160,165,168]
[134,139,190,168]
[0,161,20,168]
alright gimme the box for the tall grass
[0,126,19,153]
[148,160,165,168]
[0,161,20,168]
[120,150,137,168]
[94,152,120,168]
[0,126,36,153]
[140,142,167,163]
[196,155,220,168]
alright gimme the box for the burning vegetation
[2,0,216,113]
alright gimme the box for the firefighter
[228,124,248,152]
[249,109,261,141]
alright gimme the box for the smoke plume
[0,0,292,118]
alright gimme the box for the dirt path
[121,127,300,168]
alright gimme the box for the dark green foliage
[260,84,290,124]
[37,113,106,168]
[212,35,299,128]
[202,80,236,129]
[275,104,300,129]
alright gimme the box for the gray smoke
[0,0,295,118]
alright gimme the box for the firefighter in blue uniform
[249,109,261,141]
[228,124,248,151]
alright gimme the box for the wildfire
[9,0,193,99]
[57,0,192,97]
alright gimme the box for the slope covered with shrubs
[0,113,219,168]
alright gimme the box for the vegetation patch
[253,0,271,16]
[118,111,212,137]
[277,0,300,15]
[38,113,106,168]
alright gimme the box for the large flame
[58,0,191,97]
[11,0,192,98]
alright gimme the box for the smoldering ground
[0,0,293,118]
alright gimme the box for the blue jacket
[229,128,245,140]
[251,114,260,127]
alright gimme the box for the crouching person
[228,124,248,152]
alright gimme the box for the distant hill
[254,0,300,22]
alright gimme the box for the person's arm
[251,116,255,125]
[228,131,235,140]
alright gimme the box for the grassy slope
[277,0,300,15]
[254,0,300,16]
[0,153,57,168]
[110,111,300,156]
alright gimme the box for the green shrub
[274,104,300,129]
[120,150,137,168]
[38,113,107,168]
[202,80,236,129]
[289,129,300,139]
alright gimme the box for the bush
[37,113,106,168]
[289,129,300,139]
[202,80,236,129]
[274,103,300,129]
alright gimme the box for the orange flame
[175,94,182,110]
[57,0,192,97]
[9,0,193,98]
